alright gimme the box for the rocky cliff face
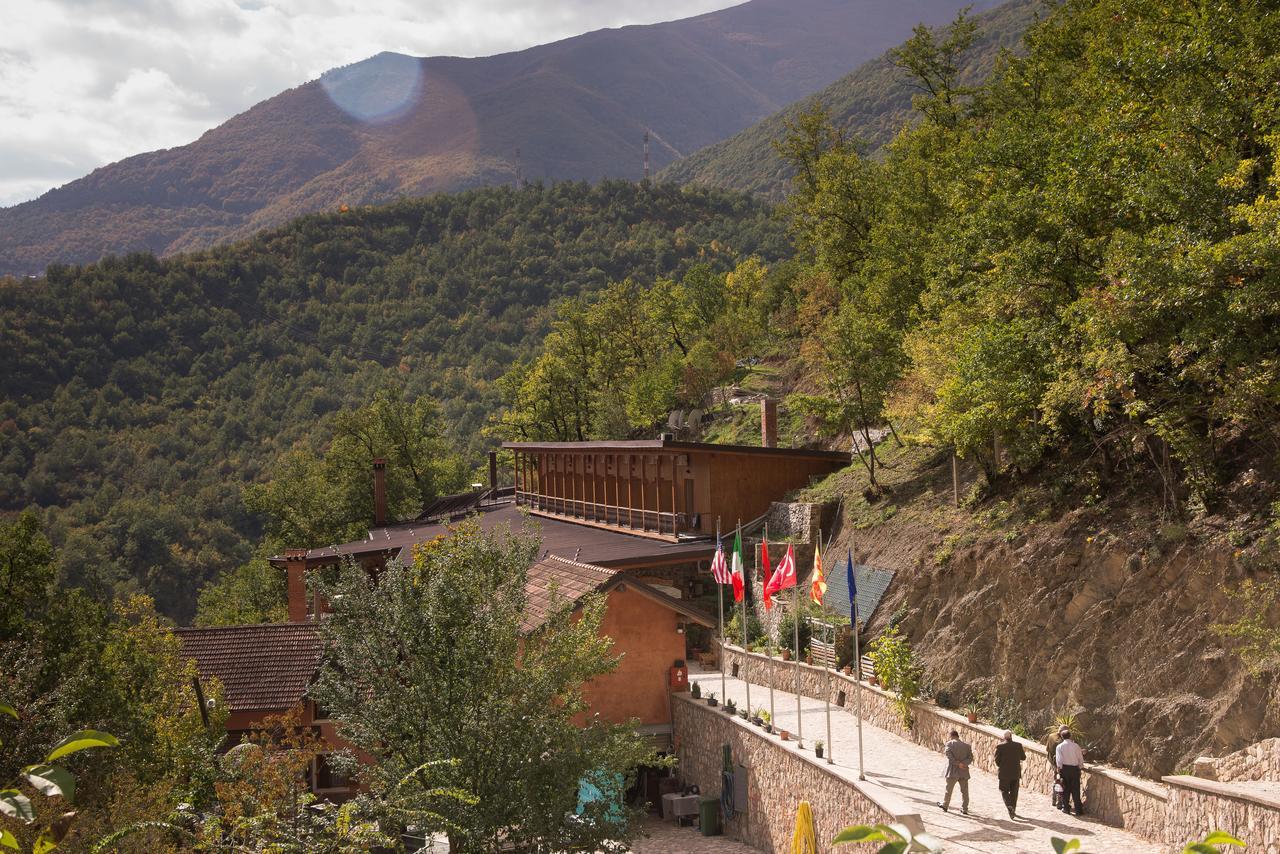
[814,445,1280,778]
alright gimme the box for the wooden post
[669,455,677,536]
[640,456,648,531]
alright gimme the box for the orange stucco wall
[579,585,687,727]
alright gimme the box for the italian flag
[730,529,745,603]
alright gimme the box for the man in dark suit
[994,730,1027,818]
[937,730,974,814]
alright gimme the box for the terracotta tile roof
[522,554,619,633]
[176,623,320,713]
[522,554,715,633]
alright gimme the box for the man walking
[937,730,974,815]
[1045,725,1069,806]
[994,730,1026,818]
[1055,730,1085,816]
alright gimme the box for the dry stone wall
[672,694,921,853]
[1194,737,1280,783]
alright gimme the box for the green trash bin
[699,797,721,836]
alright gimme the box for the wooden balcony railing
[514,489,695,537]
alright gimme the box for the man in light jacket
[1055,730,1085,815]
[994,730,1027,818]
[937,730,974,814]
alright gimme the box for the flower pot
[707,699,717,707]
[765,724,773,734]
[966,712,978,723]
[779,730,790,741]
[752,716,763,727]
[815,746,824,759]
[782,650,792,662]
[738,709,748,720]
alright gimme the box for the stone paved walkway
[689,669,1162,854]
[630,816,761,853]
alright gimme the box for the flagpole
[793,557,802,749]
[821,529,832,765]
[738,521,750,722]
[851,546,866,781]
[765,525,775,732]
[716,522,727,706]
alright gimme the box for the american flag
[710,538,731,584]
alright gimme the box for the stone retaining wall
[1194,737,1280,783]
[672,693,921,853]
[1162,775,1280,854]
[719,643,1169,841]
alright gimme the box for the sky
[0,0,737,208]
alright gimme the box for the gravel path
[689,669,1163,854]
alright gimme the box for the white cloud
[0,0,737,207]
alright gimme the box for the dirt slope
[805,443,1280,777]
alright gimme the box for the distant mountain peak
[0,0,996,275]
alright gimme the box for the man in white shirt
[1055,731,1085,815]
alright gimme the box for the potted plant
[706,692,718,707]
[814,739,825,759]
[725,699,737,715]
[752,707,764,727]
[761,709,772,733]
[782,648,793,662]
[738,708,749,720]
[691,682,701,699]
[964,701,981,724]
[842,664,853,675]
[779,729,790,741]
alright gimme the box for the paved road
[689,669,1162,854]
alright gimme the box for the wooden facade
[504,439,850,541]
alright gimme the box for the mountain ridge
[659,0,1038,196]
[0,0,997,275]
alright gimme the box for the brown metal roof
[271,503,716,569]
[176,623,320,714]
[501,438,851,463]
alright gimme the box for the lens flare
[320,52,423,124]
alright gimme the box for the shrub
[868,626,922,729]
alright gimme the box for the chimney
[761,398,777,448]
[373,458,387,526]
[284,548,309,623]
[488,451,498,492]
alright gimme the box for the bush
[868,626,923,729]
[726,610,765,646]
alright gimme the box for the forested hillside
[659,0,1035,197]
[504,0,1280,774]
[0,181,786,621]
[0,0,995,275]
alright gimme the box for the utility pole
[514,147,523,189]
[643,131,650,181]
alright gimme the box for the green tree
[310,520,658,853]
[193,558,287,627]
[245,388,468,547]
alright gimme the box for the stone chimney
[761,398,778,448]
[488,451,498,492]
[373,458,387,526]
